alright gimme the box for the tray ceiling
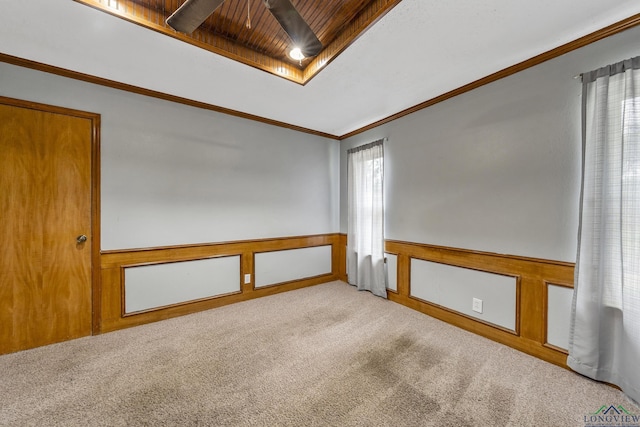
[2,1,640,136]
[75,0,401,84]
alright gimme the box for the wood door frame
[0,96,102,335]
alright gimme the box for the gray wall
[340,24,640,264]
[4,22,640,349]
[0,63,340,250]
[340,25,640,346]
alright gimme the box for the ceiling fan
[166,0,323,58]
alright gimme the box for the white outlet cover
[244,273,251,284]
[472,298,483,314]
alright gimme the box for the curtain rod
[575,56,640,83]
[347,137,387,154]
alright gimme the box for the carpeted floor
[0,281,638,426]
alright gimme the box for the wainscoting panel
[124,256,241,314]
[337,234,348,282]
[410,258,517,332]
[100,234,340,332]
[380,238,574,368]
[545,283,574,352]
[385,253,398,292]
[254,245,332,288]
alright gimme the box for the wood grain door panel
[1,101,95,354]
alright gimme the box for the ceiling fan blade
[166,0,226,34]
[264,0,322,57]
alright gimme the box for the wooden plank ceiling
[75,0,402,84]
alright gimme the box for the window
[346,139,386,297]
[568,56,640,404]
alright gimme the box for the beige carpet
[1,281,638,426]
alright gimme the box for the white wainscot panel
[547,284,574,350]
[124,256,240,313]
[410,259,517,331]
[385,253,398,292]
[255,245,332,288]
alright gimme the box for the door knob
[76,235,88,244]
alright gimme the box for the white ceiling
[2,0,640,137]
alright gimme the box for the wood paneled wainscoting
[99,234,342,333]
[339,235,575,368]
[389,240,575,368]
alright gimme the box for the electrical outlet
[244,273,251,284]
[472,298,483,314]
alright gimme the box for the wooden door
[0,97,98,355]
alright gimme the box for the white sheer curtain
[347,139,386,298]
[568,57,640,404]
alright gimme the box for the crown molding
[1,13,639,140]
[339,12,640,140]
[0,52,339,140]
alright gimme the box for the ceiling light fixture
[289,47,304,65]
